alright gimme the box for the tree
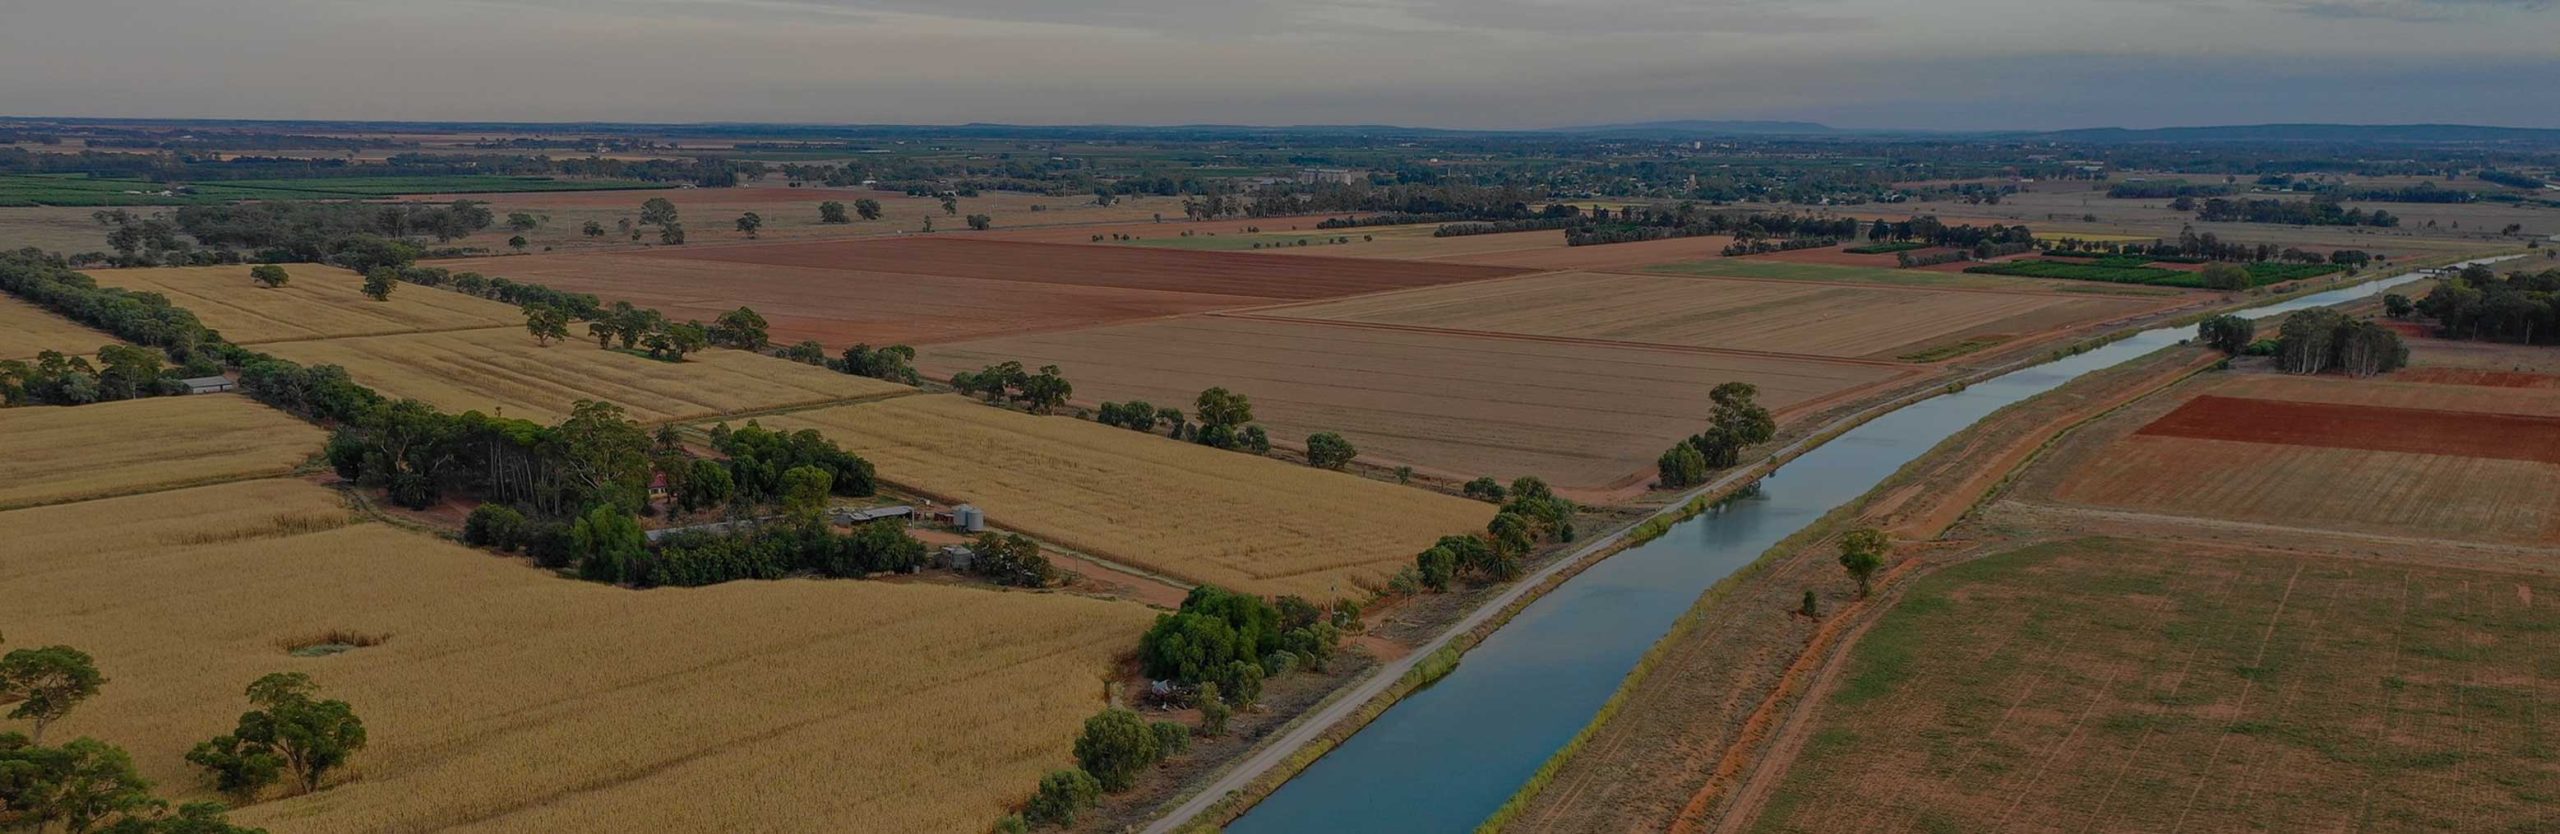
[2199,262,2250,291]
[1657,442,1710,489]
[580,220,605,239]
[505,212,541,233]
[571,506,649,583]
[248,265,288,288]
[506,235,529,252]
[778,465,833,523]
[1,644,104,744]
[1016,365,1072,414]
[815,201,850,224]
[1195,683,1231,736]
[679,459,733,514]
[853,198,883,221]
[1415,545,1456,591]
[190,673,365,797]
[1800,589,1820,618]
[658,223,686,245]
[3,736,158,834]
[1305,432,1356,470]
[939,195,958,216]
[708,307,771,351]
[1461,477,1507,502]
[1193,387,1254,448]
[2383,293,2414,319]
[734,212,762,239]
[523,305,570,347]
[638,197,679,227]
[1838,527,1888,598]
[1072,710,1160,793]
[359,269,396,302]
[461,504,527,551]
[1024,769,1100,827]
[2196,314,2255,355]
[1093,189,1117,207]
[966,213,992,231]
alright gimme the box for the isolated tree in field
[4,735,158,833]
[581,220,606,238]
[1837,527,1889,598]
[1072,709,1161,793]
[1193,387,1254,448]
[359,269,397,301]
[1093,188,1117,207]
[735,212,763,238]
[1801,589,1820,618]
[615,217,634,237]
[2199,262,2250,291]
[939,195,958,216]
[818,201,849,224]
[1,643,104,743]
[249,264,289,288]
[1305,432,1357,470]
[639,197,679,227]
[965,213,992,231]
[524,305,571,347]
[189,672,366,797]
[854,198,883,221]
[920,216,934,233]
[505,212,541,233]
[709,307,771,351]
[658,223,686,245]
[2196,314,2255,355]
[1025,768,1101,827]
[506,234,529,252]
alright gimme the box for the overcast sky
[3,0,2554,130]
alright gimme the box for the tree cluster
[1,346,184,407]
[2192,197,2398,227]
[2274,308,2407,377]
[2416,265,2560,344]
[1137,586,1342,701]
[1657,382,1776,488]
[950,361,1073,414]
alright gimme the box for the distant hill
[2024,123,2560,144]
[1561,119,1845,137]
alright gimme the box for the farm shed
[178,376,236,394]
[833,505,915,525]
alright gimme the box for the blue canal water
[1227,266,2462,834]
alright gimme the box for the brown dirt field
[1742,536,2560,834]
[2398,367,2560,388]
[1741,246,1941,269]
[636,236,1530,298]
[917,316,1916,493]
[1428,234,1741,270]
[400,185,1189,253]
[968,216,1340,245]
[1256,271,2164,361]
[2137,394,2560,465]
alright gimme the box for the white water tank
[954,504,985,532]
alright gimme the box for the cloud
[2273,0,2553,21]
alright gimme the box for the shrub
[1195,683,1231,736]
[1150,721,1190,756]
[461,504,527,551]
[1023,769,1100,827]
[1072,710,1160,793]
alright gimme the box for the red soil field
[2398,367,2560,388]
[2136,394,2560,465]
[638,236,1530,299]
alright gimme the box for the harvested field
[0,479,1153,834]
[260,328,908,423]
[441,237,1528,347]
[1749,536,2560,833]
[0,395,323,509]
[1650,257,2075,292]
[985,220,1583,262]
[1739,246,1962,270]
[1427,234,1740,270]
[1260,271,2164,360]
[760,395,1496,599]
[2135,394,2560,464]
[92,264,522,344]
[2398,367,2560,388]
[0,293,117,358]
[401,185,1187,252]
[917,316,1914,492]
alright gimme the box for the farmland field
[92,264,523,343]
[1749,536,2560,833]
[0,479,1153,834]
[416,186,1189,252]
[918,316,1915,492]
[260,327,909,423]
[0,395,324,509]
[1649,256,2068,291]
[0,293,118,358]
[1424,234,1741,270]
[2022,371,2560,546]
[442,236,1529,347]
[760,394,1496,599]
[1259,271,2166,360]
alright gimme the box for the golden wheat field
[259,327,911,423]
[91,265,522,344]
[0,395,323,509]
[0,294,117,359]
[762,394,1497,599]
[0,479,1153,834]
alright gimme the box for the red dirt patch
[2135,394,2560,464]
[2396,367,2560,389]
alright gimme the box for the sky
[2,0,2555,131]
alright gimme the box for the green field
[0,173,667,206]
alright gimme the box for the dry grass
[762,394,1497,599]
[0,479,1154,834]
[0,294,118,359]
[0,395,324,509]
[91,265,523,344]
[258,327,910,424]
[1263,271,2162,360]
[1751,537,2560,833]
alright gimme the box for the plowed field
[2136,394,2560,464]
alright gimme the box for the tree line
[2409,264,2560,345]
